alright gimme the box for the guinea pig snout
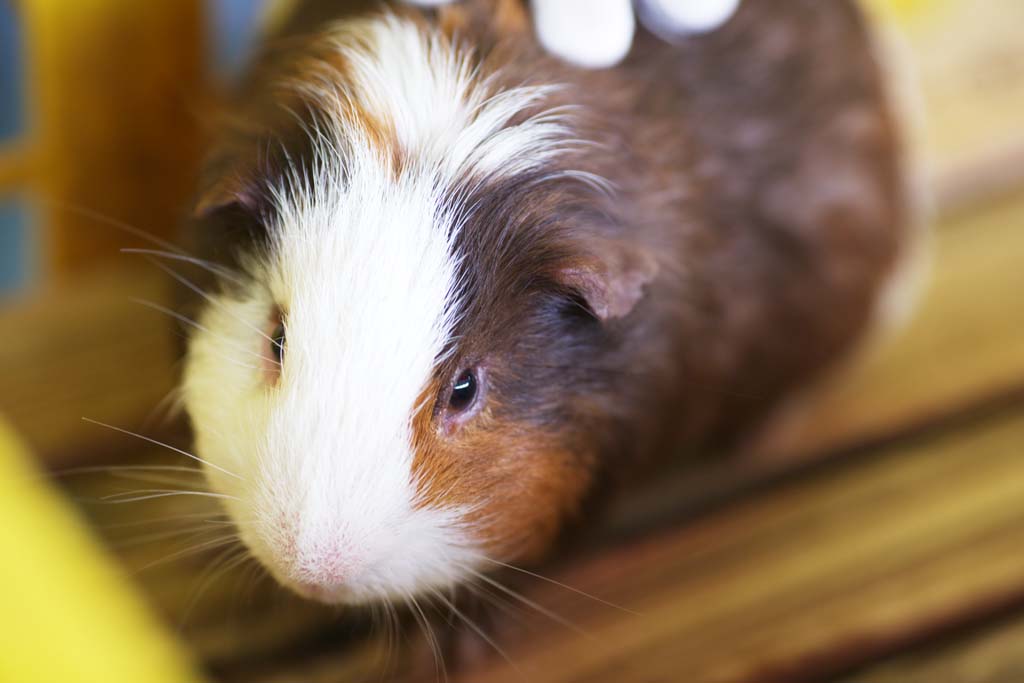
[280,535,364,603]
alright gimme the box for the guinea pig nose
[287,543,360,602]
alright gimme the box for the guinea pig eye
[439,366,486,434]
[449,369,478,412]
[270,322,286,364]
[450,370,477,409]
[263,310,286,384]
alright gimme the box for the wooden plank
[837,614,1024,683]
[19,0,206,281]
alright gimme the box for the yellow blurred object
[0,417,205,683]
[865,0,945,21]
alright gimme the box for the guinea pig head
[182,15,656,606]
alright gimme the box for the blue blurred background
[0,1,26,293]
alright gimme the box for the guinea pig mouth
[290,580,358,605]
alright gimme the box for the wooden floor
[1,2,1023,681]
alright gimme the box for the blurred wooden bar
[0,146,31,190]
[20,0,206,281]
[840,615,1024,683]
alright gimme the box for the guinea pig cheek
[410,391,594,565]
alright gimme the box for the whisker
[461,581,524,623]
[141,385,186,430]
[405,591,446,683]
[180,545,252,627]
[431,590,519,674]
[104,471,209,488]
[147,259,283,360]
[461,566,590,638]
[50,201,187,256]
[121,248,245,285]
[479,558,639,616]
[82,418,243,481]
[109,523,228,549]
[98,490,240,504]
[133,534,241,574]
[382,600,401,679]
[99,510,229,530]
[240,559,270,605]
[52,464,204,479]
[227,554,266,619]
[130,298,267,369]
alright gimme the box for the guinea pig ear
[556,238,659,321]
[193,172,261,219]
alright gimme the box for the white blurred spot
[532,0,635,68]
[637,0,741,37]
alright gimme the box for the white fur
[184,16,571,604]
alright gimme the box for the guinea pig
[181,0,912,607]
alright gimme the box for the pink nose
[285,544,358,601]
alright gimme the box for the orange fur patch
[410,381,593,564]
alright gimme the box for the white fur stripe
[184,14,571,604]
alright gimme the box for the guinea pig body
[183,0,911,606]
